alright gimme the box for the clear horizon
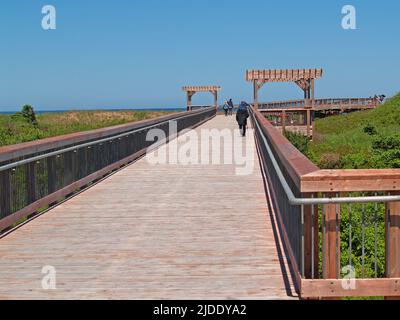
[1,0,399,110]
[0,105,187,112]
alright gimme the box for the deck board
[0,116,297,300]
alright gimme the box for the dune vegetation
[0,106,176,147]
[285,93,400,169]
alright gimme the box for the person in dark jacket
[222,101,229,116]
[236,101,250,137]
[228,99,234,116]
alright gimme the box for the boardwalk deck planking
[0,116,296,300]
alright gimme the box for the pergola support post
[210,90,218,111]
[311,79,315,100]
[186,91,195,112]
[253,80,258,109]
[253,80,265,109]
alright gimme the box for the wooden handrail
[258,97,381,110]
[254,106,400,193]
[301,169,400,193]
[252,107,319,189]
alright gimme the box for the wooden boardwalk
[0,116,297,300]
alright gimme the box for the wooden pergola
[246,69,323,108]
[182,86,221,111]
[246,69,323,139]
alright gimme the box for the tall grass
[0,110,175,147]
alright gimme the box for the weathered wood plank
[0,116,296,300]
[302,278,400,298]
[301,170,400,193]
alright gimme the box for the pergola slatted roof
[246,69,323,82]
[182,86,221,92]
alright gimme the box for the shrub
[283,130,310,155]
[372,134,400,151]
[363,123,377,136]
[341,152,372,169]
[319,153,342,169]
[21,105,38,126]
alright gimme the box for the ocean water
[0,107,186,115]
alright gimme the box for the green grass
[294,93,400,169]
[0,109,175,147]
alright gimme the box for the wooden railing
[250,106,400,299]
[189,105,214,111]
[258,98,381,110]
[0,108,216,233]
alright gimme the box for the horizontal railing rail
[258,97,381,110]
[189,105,214,111]
[0,107,216,232]
[250,106,400,299]
[191,104,242,112]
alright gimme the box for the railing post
[281,110,286,132]
[323,197,340,279]
[47,156,56,195]
[385,191,400,300]
[26,162,36,205]
[0,169,11,219]
[306,109,311,138]
[253,80,259,109]
[304,193,319,279]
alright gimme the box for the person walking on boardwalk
[228,99,234,116]
[223,101,229,117]
[236,101,250,137]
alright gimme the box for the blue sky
[0,0,399,110]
